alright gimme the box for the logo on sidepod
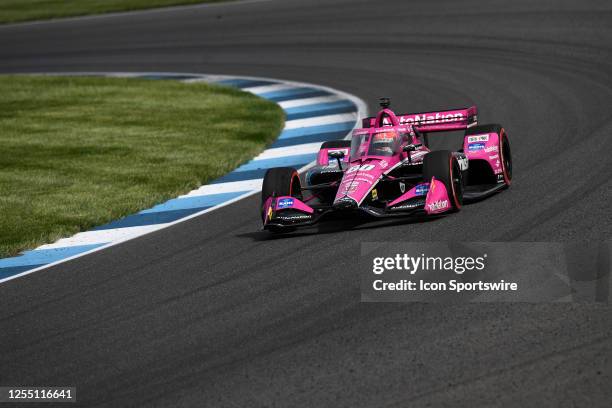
[415,184,429,196]
[484,145,499,153]
[468,142,485,152]
[427,200,448,212]
[276,198,294,209]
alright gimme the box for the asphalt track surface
[1,0,612,406]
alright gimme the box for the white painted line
[0,189,261,284]
[253,142,323,160]
[278,95,346,109]
[181,78,209,83]
[179,179,263,197]
[36,224,170,249]
[243,83,296,95]
[284,113,358,130]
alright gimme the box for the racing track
[1,0,612,406]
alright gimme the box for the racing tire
[465,124,512,187]
[261,167,302,226]
[423,150,463,211]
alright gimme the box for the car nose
[333,197,358,210]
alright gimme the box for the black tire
[320,140,351,149]
[423,150,463,210]
[261,167,302,220]
[500,128,512,185]
[465,124,512,186]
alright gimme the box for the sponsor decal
[415,184,429,196]
[347,164,376,173]
[399,182,406,193]
[392,202,423,210]
[497,173,505,183]
[380,160,388,169]
[382,112,465,126]
[428,200,449,212]
[360,164,376,171]
[276,198,294,209]
[488,154,499,160]
[372,189,378,200]
[343,182,359,193]
[267,206,273,220]
[468,142,485,152]
[484,145,499,153]
[278,214,311,221]
[467,134,489,143]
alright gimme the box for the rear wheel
[465,124,512,187]
[261,167,302,222]
[423,150,463,210]
[500,129,512,186]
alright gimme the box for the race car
[261,98,512,232]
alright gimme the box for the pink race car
[261,98,512,232]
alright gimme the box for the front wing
[262,177,453,230]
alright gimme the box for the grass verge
[0,75,284,258]
[0,0,230,24]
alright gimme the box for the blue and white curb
[0,72,367,283]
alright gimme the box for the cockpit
[350,129,410,159]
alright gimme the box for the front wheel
[423,150,463,211]
[261,167,302,222]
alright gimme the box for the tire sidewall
[499,129,512,186]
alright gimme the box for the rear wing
[363,106,478,132]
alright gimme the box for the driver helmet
[371,131,397,154]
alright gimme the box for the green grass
[0,75,284,258]
[0,0,230,24]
